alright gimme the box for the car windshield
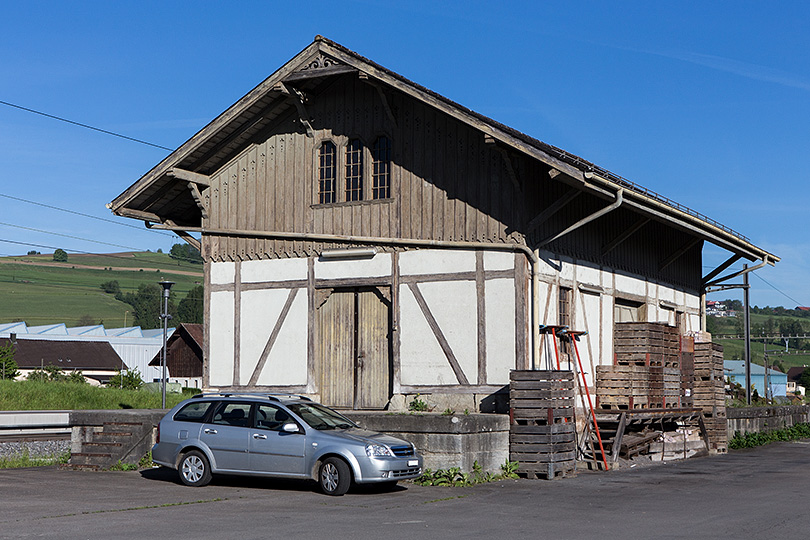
[287,402,357,430]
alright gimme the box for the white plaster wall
[399,284,458,385]
[485,278,515,385]
[258,291,308,386]
[577,291,602,388]
[238,288,307,385]
[399,250,475,275]
[418,281,478,384]
[577,265,601,289]
[315,253,391,279]
[615,273,646,297]
[209,290,235,386]
[211,262,235,285]
[242,258,307,282]
[483,251,514,272]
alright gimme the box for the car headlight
[365,444,393,457]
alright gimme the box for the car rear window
[174,401,213,423]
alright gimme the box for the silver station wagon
[152,393,423,496]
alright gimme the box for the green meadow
[0,252,202,327]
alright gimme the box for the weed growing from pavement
[729,422,810,449]
[416,460,519,487]
[108,451,154,471]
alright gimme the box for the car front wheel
[319,457,351,496]
[179,450,212,487]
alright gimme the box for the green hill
[0,251,203,327]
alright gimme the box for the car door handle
[204,428,218,434]
[253,434,267,440]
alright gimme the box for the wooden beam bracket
[280,82,314,138]
[187,182,209,219]
[484,135,521,192]
[359,72,397,128]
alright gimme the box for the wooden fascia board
[620,196,771,263]
[109,40,323,212]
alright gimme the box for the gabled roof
[148,323,203,366]
[1,338,123,371]
[109,36,777,265]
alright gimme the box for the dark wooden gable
[110,36,777,289]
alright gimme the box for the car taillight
[156,424,160,444]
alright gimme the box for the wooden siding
[201,73,701,291]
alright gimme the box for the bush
[53,249,68,262]
[26,365,85,383]
[107,368,143,390]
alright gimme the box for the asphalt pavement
[1,441,808,540]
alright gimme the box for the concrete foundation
[346,411,509,474]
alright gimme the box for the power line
[0,237,204,265]
[0,221,142,250]
[752,271,806,308]
[0,99,173,151]
[0,193,175,238]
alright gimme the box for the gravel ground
[0,440,70,459]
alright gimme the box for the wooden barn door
[317,287,391,409]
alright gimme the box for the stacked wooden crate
[614,322,680,368]
[648,366,682,408]
[595,365,649,409]
[693,341,727,453]
[596,323,683,409]
[680,336,695,409]
[509,370,576,479]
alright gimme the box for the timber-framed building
[110,36,777,411]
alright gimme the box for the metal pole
[743,264,751,405]
[159,281,174,409]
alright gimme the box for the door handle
[204,428,218,434]
[253,434,267,440]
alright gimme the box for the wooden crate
[509,370,577,479]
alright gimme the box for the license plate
[408,460,418,467]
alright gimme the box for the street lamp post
[159,281,175,409]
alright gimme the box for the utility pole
[743,264,751,405]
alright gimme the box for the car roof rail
[190,392,312,401]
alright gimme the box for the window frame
[313,134,394,207]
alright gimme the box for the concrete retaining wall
[726,405,810,435]
[345,412,509,474]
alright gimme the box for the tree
[118,283,175,330]
[798,368,810,392]
[99,280,120,295]
[53,248,68,262]
[0,344,19,380]
[26,250,40,255]
[169,243,203,264]
[177,285,204,324]
[76,314,95,326]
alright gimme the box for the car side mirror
[282,423,300,433]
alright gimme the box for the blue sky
[0,1,807,308]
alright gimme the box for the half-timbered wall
[200,73,701,292]
[204,244,700,410]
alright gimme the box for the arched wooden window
[372,136,391,199]
[318,141,337,204]
[345,139,363,201]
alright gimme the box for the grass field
[0,252,202,327]
[710,312,810,370]
[0,379,190,410]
